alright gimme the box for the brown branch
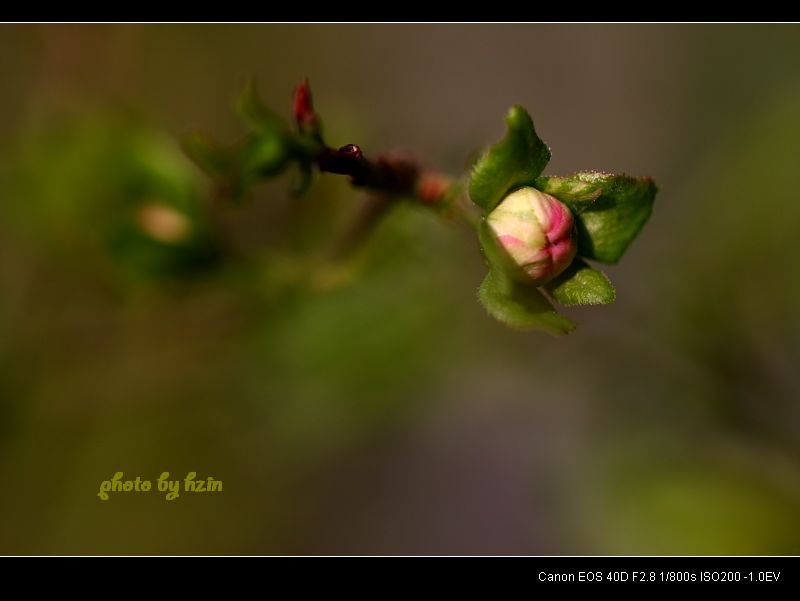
[316,144,420,196]
[294,79,453,205]
[291,80,472,266]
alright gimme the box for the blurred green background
[1,24,800,555]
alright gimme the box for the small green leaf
[536,172,657,263]
[182,133,251,203]
[181,132,232,180]
[545,259,616,305]
[240,133,290,177]
[469,106,551,213]
[237,80,289,135]
[478,269,575,336]
[290,161,314,198]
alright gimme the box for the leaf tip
[505,105,532,128]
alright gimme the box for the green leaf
[290,161,314,198]
[240,133,290,177]
[545,259,616,305]
[181,132,232,180]
[237,80,289,135]
[536,172,657,263]
[478,269,575,336]
[534,173,604,213]
[469,106,551,213]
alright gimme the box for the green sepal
[536,172,657,263]
[469,106,551,213]
[544,259,616,306]
[478,269,575,336]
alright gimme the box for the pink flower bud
[486,187,577,285]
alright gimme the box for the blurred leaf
[240,133,290,177]
[1,112,226,282]
[237,79,289,135]
[183,132,287,205]
[290,161,314,198]
[192,81,321,202]
[478,269,575,335]
[181,132,232,180]
[537,172,657,264]
[469,106,551,213]
[108,213,222,280]
[545,259,616,306]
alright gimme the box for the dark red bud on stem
[293,78,318,131]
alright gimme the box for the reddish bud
[416,172,452,204]
[293,78,318,131]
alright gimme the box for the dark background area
[1,24,799,554]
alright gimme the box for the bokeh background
[1,24,799,555]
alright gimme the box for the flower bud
[293,78,319,132]
[486,187,577,285]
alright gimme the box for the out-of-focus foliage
[0,103,475,553]
[1,24,800,555]
[2,112,223,281]
[183,81,324,203]
[565,90,800,555]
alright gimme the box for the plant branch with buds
[183,79,657,335]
